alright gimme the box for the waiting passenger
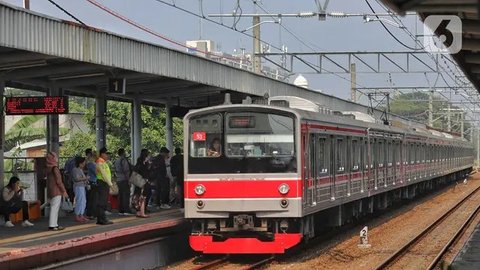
[0,176,34,228]
[72,156,89,222]
[47,151,68,231]
[85,149,98,220]
[207,138,222,157]
[132,149,152,218]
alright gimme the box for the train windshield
[188,111,296,174]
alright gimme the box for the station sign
[5,96,69,115]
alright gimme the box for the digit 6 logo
[434,20,453,48]
[424,15,462,54]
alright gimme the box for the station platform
[0,207,188,270]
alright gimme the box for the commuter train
[183,96,474,254]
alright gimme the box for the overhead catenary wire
[150,0,370,96]
[47,0,87,26]
[364,0,421,51]
[85,0,248,63]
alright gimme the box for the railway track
[374,184,480,270]
[189,255,275,270]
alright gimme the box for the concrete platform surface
[0,208,187,270]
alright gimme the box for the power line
[85,0,247,63]
[150,0,369,93]
[46,0,87,26]
[364,0,421,51]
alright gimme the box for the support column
[131,95,142,162]
[477,128,479,164]
[165,101,174,151]
[350,63,356,103]
[95,94,106,151]
[460,112,464,138]
[252,15,261,74]
[428,90,433,127]
[0,81,5,188]
[47,86,60,154]
[447,103,451,132]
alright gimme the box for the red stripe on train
[185,180,301,199]
[302,123,367,135]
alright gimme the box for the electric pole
[253,15,261,74]
[350,63,356,102]
[447,103,451,132]
[428,90,434,127]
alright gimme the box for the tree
[61,99,184,157]
[389,92,471,139]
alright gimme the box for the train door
[317,136,330,203]
[335,137,347,199]
[376,138,385,188]
[307,133,317,206]
[362,139,369,192]
[302,132,308,207]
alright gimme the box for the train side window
[351,139,360,171]
[317,137,328,174]
[337,138,345,172]
[377,139,384,168]
[387,141,393,167]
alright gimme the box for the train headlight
[194,184,206,195]
[278,183,290,195]
[280,199,289,208]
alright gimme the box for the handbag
[129,171,146,188]
[110,181,119,195]
[60,197,74,212]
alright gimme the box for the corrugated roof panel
[0,2,418,125]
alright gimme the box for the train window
[351,139,360,171]
[189,113,223,158]
[363,140,370,170]
[377,139,384,167]
[387,141,393,167]
[395,142,401,166]
[225,112,294,158]
[317,137,328,174]
[188,112,296,174]
[337,138,346,172]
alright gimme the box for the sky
[1,0,468,107]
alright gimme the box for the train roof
[184,96,471,146]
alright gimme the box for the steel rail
[427,203,480,270]
[190,256,229,270]
[374,184,480,270]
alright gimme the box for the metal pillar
[0,81,5,188]
[95,94,106,151]
[23,0,30,9]
[252,15,261,74]
[477,128,479,164]
[165,101,174,151]
[447,104,451,132]
[47,86,60,154]
[428,90,433,127]
[460,112,464,138]
[131,95,142,162]
[350,63,356,103]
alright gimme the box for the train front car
[184,105,303,254]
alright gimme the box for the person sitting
[207,138,222,157]
[0,176,34,227]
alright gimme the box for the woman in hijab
[46,152,68,231]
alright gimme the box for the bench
[9,200,41,223]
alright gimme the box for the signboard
[5,96,69,115]
[192,132,206,141]
[108,78,126,94]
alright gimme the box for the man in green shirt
[96,147,113,225]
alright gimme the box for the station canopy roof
[380,0,480,92]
